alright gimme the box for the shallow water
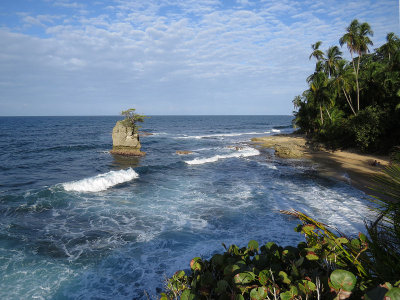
[0,116,374,299]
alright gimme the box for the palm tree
[324,46,343,78]
[339,19,374,112]
[307,71,329,124]
[378,32,400,61]
[309,41,324,61]
[331,59,356,115]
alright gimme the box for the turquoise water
[0,116,373,299]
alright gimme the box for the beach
[251,134,391,198]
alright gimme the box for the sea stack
[110,120,146,156]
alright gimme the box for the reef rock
[110,121,145,156]
[176,150,194,155]
[251,135,306,159]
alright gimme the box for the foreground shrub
[162,166,400,299]
[161,210,400,299]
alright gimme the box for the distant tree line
[293,19,400,153]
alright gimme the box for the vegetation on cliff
[292,19,400,153]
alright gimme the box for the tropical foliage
[293,19,400,152]
[161,206,400,299]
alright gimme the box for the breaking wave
[62,168,139,192]
[177,131,272,140]
[185,147,260,165]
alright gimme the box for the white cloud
[0,0,398,115]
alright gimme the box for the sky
[0,0,398,116]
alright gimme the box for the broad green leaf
[335,237,349,244]
[358,233,367,242]
[306,251,319,260]
[330,269,357,292]
[224,264,241,276]
[385,287,400,299]
[190,257,202,271]
[258,269,271,285]
[302,224,316,234]
[234,272,255,284]
[278,271,291,284]
[248,240,259,251]
[181,289,196,300]
[250,287,268,300]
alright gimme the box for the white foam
[62,168,139,192]
[271,129,281,133]
[185,147,260,165]
[258,162,278,170]
[177,131,271,139]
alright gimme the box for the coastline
[251,134,391,199]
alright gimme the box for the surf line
[185,147,260,165]
[62,168,139,192]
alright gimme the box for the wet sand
[251,134,390,198]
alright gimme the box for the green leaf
[234,272,255,284]
[224,264,241,276]
[174,270,186,279]
[258,269,271,285]
[298,280,316,295]
[159,293,168,300]
[248,240,259,252]
[306,251,319,260]
[235,294,245,300]
[211,254,224,267]
[301,224,316,234]
[190,261,202,271]
[385,288,400,299]
[265,242,277,250]
[181,289,196,300]
[335,237,349,244]
[330,269,357,292]
[280,287,298,300]
[278,271,291,284]
[295,257,304,267]
[280,291,292,300]
[358,233,367,242]
[350,238,361,249]
[250,287,268,300]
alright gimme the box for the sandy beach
[251,134,391,199]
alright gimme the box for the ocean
[0,115,374,299]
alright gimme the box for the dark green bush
[349,106,384,152]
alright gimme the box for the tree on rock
[121,108,147,133]
[110,108,148,156]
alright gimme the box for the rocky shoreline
[251,134,391,198]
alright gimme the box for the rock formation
[251,135,306,159]
[110,121,145,156]
[176,150,194,155]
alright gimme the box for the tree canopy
[293,20,400,153]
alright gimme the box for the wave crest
[185,147,260,165]
[62,168,139,192]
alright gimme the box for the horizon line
[0,114,294,117]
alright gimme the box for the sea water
[0,116,374,299]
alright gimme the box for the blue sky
[0,0,398,116]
